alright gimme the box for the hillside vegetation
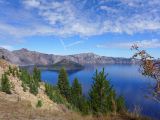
[0,59,150,120]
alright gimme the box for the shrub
[1,73,11,94]
[36,100,43,108]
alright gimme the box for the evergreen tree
[20,69,30,85]
[116,96,125,112]
[1,73,11,94]
[78,96,90,115]
[8,65,13,75]
[45,83,54,99]
[71,78,82,98]
[58,68,71,101]
[45,83,67,104]
[71,78,89,114]
[71,78,82,108]
[20,68,40,95]
[89,68,116,114]
[29,76,38,95]
[33,66,41,82]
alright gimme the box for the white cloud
[0,45,13,50]
[23,0,40,8]
[100,6,119,13]
[0,0,160,39]
[23,0,160,36]
[97,39,160,49]
[0,22,54,39]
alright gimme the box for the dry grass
[0,92,151,120]
[0,95,151,120]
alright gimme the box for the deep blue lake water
[41,64,160,120]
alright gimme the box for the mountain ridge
[0,48,137,66]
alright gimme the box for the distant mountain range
[0,48,138,66]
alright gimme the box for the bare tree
[131,44,160,95]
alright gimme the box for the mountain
[0,48,137,66]
[53,59,84,70]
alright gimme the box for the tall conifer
[58,68,70,101]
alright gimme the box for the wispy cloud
[66,41,84,48]
[59,39,83,50]
[22,0,160,36]
[97,39,160,49]
[0,0,160,39]
[60,39,67,50]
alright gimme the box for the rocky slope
[0,48,137,66]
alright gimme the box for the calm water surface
[41,64,160,120]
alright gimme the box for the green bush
[29,76,38,95]
[45,83,67,104]
[1,73,11,94]
[19,67,41,96]
[21,82,27,92]
[36,100,43,108]
[116,96,125,112]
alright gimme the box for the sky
[0,0,160,58]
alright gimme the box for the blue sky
[0,0,160,58]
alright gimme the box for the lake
[41,64,160,120]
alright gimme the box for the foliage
[71,78,89,114]
[45,83,66,104]
[116,96,125,112]
[29,76,38,95]
[36,100,43,108]
[19,67,41,95]
[33,67,41,82]
[1,73,11,94]
[131,44,160,93]
[7,66,18,77]
[89,68,125,115]
[19,69,30,85]
[21,82,27,92]
[58,68,71,101]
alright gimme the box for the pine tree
[71,78,82,107]
[58,68,71,101]
[29,76,38,95]
[89,68,116,114]
[45,83,54,99]
[19,68,40,95]
[71,78,89,114]
[71,78,82,97]
[20,69,30,85]
[33,66,41,82]
[116,96,125,112]
[1,73,11,94]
